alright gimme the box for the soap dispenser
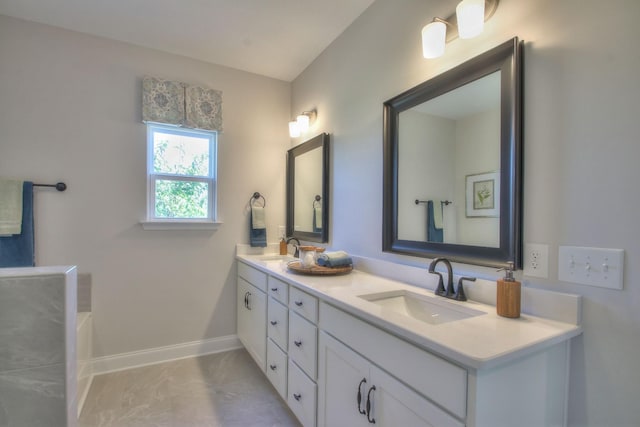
[279,237,287,255]
[496,261,521,318]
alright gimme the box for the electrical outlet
[523,243,549,278]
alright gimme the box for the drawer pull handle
[271,287,278,292]
[357,378,367,415]
[366,386,376,424]
[294,340,302,347]
[294,300,303,306]
[269,364,277,371]
[293,393,302,401]
[270,320,278,326]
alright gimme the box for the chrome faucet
[286,237,300,257]
[428,257,476,301]
[428,257,454,297]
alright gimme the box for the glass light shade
[456,0,485,39]
[422,21,446,59]
[289,121,300,138]
[296,114,310,132]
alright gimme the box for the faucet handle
[430,271,447,296]
[455,277,476,301]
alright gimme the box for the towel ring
[313,195,322,208]
[250,192,266,208]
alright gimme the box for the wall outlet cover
[523,243,549,278]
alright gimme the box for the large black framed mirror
[383,38,523,268]
[287,133,330,243]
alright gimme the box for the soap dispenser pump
[496,261,521,318]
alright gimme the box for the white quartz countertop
[237,254,582,370]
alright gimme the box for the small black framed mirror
[383,38,523,268]
[286,133,330,243]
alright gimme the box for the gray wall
[0,15,291,358]
[291,0,640,425]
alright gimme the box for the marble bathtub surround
[79,349,300,427]
[0,266,77,427]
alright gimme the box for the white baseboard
[91,334,242,375]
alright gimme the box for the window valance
[142,76,223,132]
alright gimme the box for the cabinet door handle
[294,300,303,306]
[271,287,278,292]
[294,340,302,347]
[270,320,278,326]
[293,393,302,401]
[357,378,367,415]
[244,292,249,309]
[246,291,252,310]
[269,364,277,371]
[366,385,376,424]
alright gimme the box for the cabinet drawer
[320,302,467,419]
[289,312,318,379]
[268,297,288,350]
[268,276,289,305]
[290,287,318,323]
[288,359,317,427]
[266,339,287,400]
[237,261,267,292]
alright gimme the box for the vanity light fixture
[288,110,316,138]
[421,0,498,59]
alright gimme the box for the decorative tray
[286,261,353,276]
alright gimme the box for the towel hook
[250,192,266,208]
[313,195,322,208]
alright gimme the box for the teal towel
[0,182,34,267]
[316,250,352,267]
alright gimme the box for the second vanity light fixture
[289,110,316,138]
[422,0,499,59]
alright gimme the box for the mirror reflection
[398,71,501,247]
[294,147,323,233]
[286,133,329,243]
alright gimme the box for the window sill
[140,220,222,231]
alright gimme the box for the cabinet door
[318,332,371,427]
[369,365,464,427]
[237,277,267,371]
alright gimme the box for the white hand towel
[0,179,24,235]
[315,206,322,229]
[251,206,266,229]
[432,199,443,229]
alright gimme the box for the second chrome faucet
[428,257,475,302]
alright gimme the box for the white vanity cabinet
[319,302,571,427]
[236,256,577,427]
[319,331,464,427]
[237,262,267,371]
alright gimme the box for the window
[146,123,217,224]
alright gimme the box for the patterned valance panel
[185,86,223,131]
[142,76,223,131]
[142,77,185,125]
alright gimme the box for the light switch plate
[558,246,624,290]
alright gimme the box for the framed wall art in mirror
[286,133,330,243]
[382,38,523,268]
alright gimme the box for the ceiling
[0,0,375,82]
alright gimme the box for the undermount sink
[359,289,485,325]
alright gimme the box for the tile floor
[79,349,301,427]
